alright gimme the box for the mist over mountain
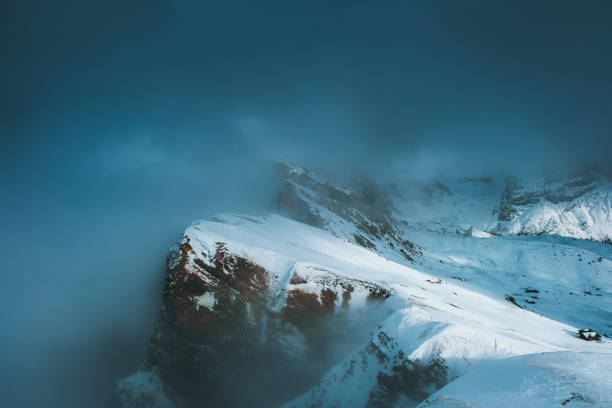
[1,1,611,407]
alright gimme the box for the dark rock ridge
[284,328,449,408]
[276,161,421,262]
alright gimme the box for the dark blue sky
[2,1,611,176]
[1,1,611,406]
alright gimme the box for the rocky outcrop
[144,238,271,405]
[284,320,451,408]
[578,328,601,342]
[276,162,421,262]
[118,223,393,407]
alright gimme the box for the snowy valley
[117,163,612,408]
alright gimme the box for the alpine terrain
[117,162,612,408]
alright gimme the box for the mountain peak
[276,161,420,263]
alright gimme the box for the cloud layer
[1,1,610,406]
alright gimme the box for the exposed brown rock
[320,288,338,310]
[286,289,324,314]
[144,227,395,407]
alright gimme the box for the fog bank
[1,1,611,406]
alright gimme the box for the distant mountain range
[390,166,612,243]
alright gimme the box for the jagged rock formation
[491,172,612,241]
[277,162,421,262]
[285,323,450,408]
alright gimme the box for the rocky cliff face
[276,162,421,262]
[491,172,612,241]
[391,169,612,243]
[116,163,403,408]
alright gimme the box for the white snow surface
[195,292,216,310]
[417,352,612,407]
[178,213,612,407]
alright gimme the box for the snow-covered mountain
[276,161,421,263]
[391,169,612,243]
[493,172,612,242]
[117,163,612,407]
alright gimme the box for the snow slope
[418,352,612,408]
[118,165,612,407]
[119,212,612,407]
[278,219,612,407]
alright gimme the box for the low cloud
[1,0,610,406]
